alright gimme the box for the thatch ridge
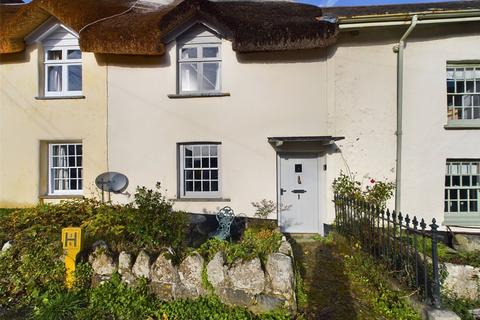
[0,0,338,55]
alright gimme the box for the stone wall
[443,262,480,301]
[88,237,296,313]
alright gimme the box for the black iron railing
[334,194,441,307]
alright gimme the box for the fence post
[412,216,419,289]
[405,214,411,285]
[430,218,441,308]
[420,218,428,302]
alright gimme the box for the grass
[290,232,421,320]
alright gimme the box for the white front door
[278,154,319,233]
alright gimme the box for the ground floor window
[49,143,83,195]
[445,160,479,214]
[178,143,220,198]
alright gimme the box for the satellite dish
[95,172,129,194]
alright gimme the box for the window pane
[47,66,62,92]
[470,201,478,212]
[202,157,209,167]
[202,170,209,179]
[203,181,210,191]
[68,65,82,91]
[202,146,209,156]
[455,68,464,80]
[193,146,201,156]
[210,158,218,168]
[466,81,475,93]
[210,146,218,156]
[446,68,454,80]
[445,176,450,187]
[185,146,193,157]
[464,95,473,107]
[211,170,218,179]
[186,181,193,192]
[180,63,199,92]
[47,50,62,60]
[203,47,219,58]
[460,189,468,199]
[186,170,193,179]
[462,176,471,186]
[460,201,468,212]
[454,96,462,106]
[185,158,192,168]
[464,108,473,119]
[202,63,219,91]
[67,50,82,59]
[452,176,460,186]
[474,96,480,106]
[450,189,458,199]
[211,181,218,191]
[450,201,458,212]
[474,108,480,119]
[456,81,465,93]
[194,181,201,191]
[193,158,201,168]
[181,47,197,59]
[447,81,455,93]
[194,170,201,179]
[465,68,475,80]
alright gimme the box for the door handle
[280,188,287,195]
[291,189,307,194]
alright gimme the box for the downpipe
[394,15,418,213]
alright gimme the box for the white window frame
[44,46,83,97]
[178,143,221,198]
[48,143,83,195]
[177,42,221,94]
[445,160,480,214]
[446,64,480,127]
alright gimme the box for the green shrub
[33,289,86,320]
[199,228,282,265]
[332,172,395,209]
[442,293,480,320]
[0,183,188,308]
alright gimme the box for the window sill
[167,92,230,99]
[35,95,86,100]
[172,197,231,202]
[444,120,480,130]
[39,194,84,200]
[443,213,480,227]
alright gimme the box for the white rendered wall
[107,38,330,224]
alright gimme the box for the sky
[301,0,453,7]
[20,0,457,7]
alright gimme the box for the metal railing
[334,194,441,307]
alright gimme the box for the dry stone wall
[88,237,296,313]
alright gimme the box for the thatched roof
[0,0,338,55]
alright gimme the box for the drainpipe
[394,15,418,214]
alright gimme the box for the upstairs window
[44,47,82,97]
[177,25,221,94]
[447,65,480,125]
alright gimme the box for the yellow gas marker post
[61,227,82,288]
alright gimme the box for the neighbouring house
[0,0,479,234]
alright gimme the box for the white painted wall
[0,45,108,207]
[107,35,330,226]
[327,23,480,230]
